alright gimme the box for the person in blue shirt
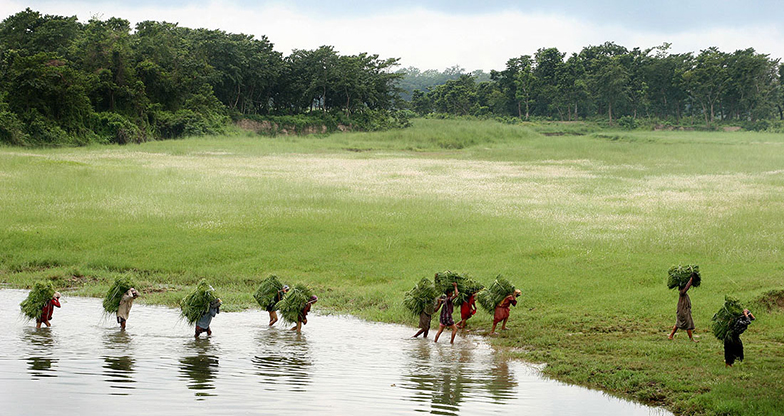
[195,298,222,338]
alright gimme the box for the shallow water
[0,290,669,415]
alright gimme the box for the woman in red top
[457,293,477,329]
[36,292,61,328]
[490,289,521,334]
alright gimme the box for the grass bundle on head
[403,277,440,317]
[254,275,285,309]
[20,281,55,320]
[711,296,744,341]
[276,284,313,324]
[102,276,135,313]
[667,265,701,290]
[434,271,484,305]
[477,275,516,314]
[180,279,219,325]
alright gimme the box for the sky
[2,1,783,72]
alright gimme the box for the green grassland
[2,119,783,415]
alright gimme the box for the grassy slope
[1,119,783,415]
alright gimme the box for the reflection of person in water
[180,354,219,396]
[36,292,61,328]
[103,356,136,391]
[117,288,139,330]
[195,299,221,338]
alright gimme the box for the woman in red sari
[490,289,521,334]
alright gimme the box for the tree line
[0,9,406,146]
[409,42,784,129]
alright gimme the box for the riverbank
[2,119,783,415]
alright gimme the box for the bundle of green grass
[404,277,440,317]
[477,275,516,313]
[434,270,484,306]
[20,281,55,320]
[276,284,313,324]
[254,275,285,310]
[102,276,135,313]
[667,265,701,290]
[711,296,744,341]
[180,279,220,325]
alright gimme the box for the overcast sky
[3,1,783,72]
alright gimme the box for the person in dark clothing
[725,309,755,367]
[434,282,459,344]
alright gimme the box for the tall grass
[1,119,783,414]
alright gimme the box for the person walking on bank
[668,274,698,342]
[434,282,459,344]
[490,289,521,334]
[725,309,755,367]
[117,288,139,330]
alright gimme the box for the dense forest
[2,9,784,147]
[409,43,784,130]
[0,9,407,146]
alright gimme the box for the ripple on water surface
[0,290,670,415]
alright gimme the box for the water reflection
[252,329,311,392]
[179,339,219,399]
[103,356,136,394]
[22,327,57,379]
[27,357,57,379]
[486,360,518,404]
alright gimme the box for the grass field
[2,119,783,415]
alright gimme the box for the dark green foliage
[403,277,439,317]
[180,279,219,325]
[102,276,135,313]
[667,265,701,290]
[91,112,147,144]
[477,275,516,313]
[276,284,313,324]
[254,275,284,310]
[711,296,744,341]
[433,270,484,306]
[20,281,55,320]
[0,9,405,147]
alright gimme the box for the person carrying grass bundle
[195,298,222,338]
[434,282,459,344]
[37,292,61,328]
[404,277,440,338]
[116,288,139,330]
[723,309,755,367]
[457,291,478,330]
[20,281,61,328]
[490,289,521,335]
[267,285,289,326]
[291,295,318,333]
[711,296,755,367]
[667,271,699,342]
